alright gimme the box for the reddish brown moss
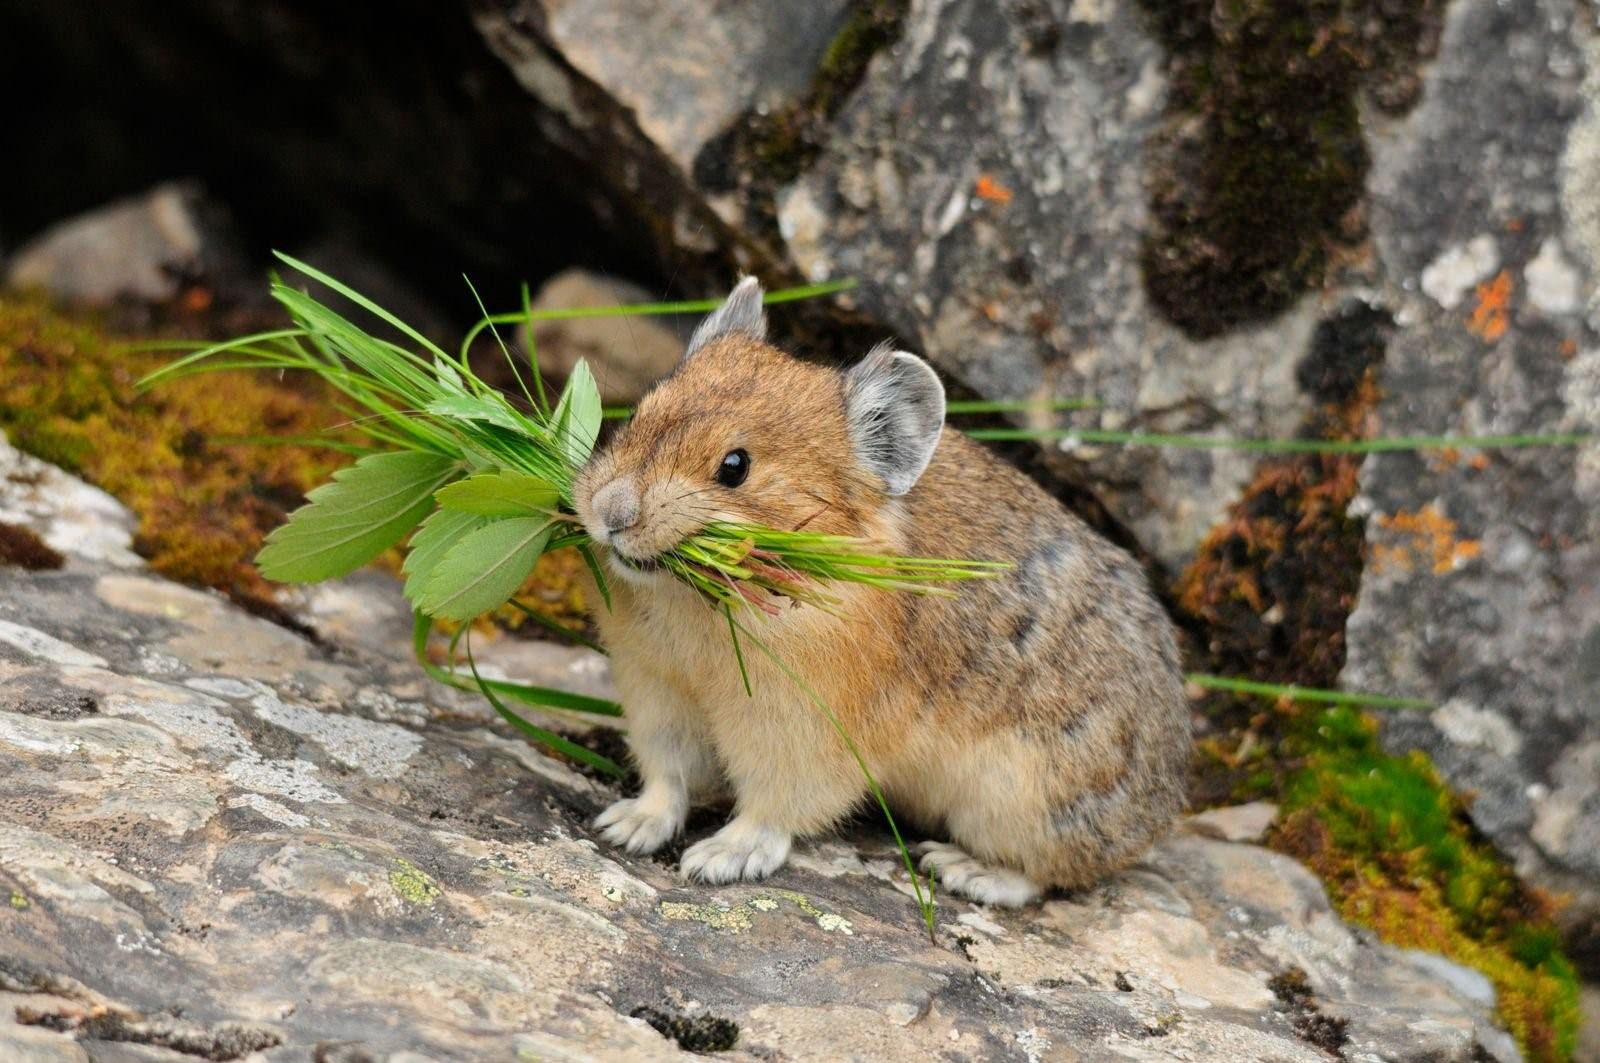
[0,522,65,571]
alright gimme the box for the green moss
[1274,708,1580,1061]
[1174,298,1578,1057]
[1135,1,1447,338]
[0,295,346,609]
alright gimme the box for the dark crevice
[0,0,668,320]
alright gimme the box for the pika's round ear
[844,345,946,496]
[685,275,766,357]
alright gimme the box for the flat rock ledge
[0,435,1517,1062]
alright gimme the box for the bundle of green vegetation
[143,254,1003,771]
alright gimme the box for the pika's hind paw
[681,819,791,884]
[918,842,1042,907]
[594,795,684,855]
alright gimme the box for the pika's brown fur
[574,282,1189,905]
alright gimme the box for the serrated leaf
[552,359,602,471]
[403,507,489,602]
[434,470,559,518]
[418,517,553,620]
[257,451,458,583]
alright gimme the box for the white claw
[680,820,791,884]
[594,796,684,855]
[917,841,1041,907]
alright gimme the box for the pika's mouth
[612,550,663,573]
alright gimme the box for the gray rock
[0,440,1517,1060]
[3,182,246,307]
[777,0,1327,568]
[521,270,688,403]
[1342,0,1600,937]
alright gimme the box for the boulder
[3,181,247,308]
[0,433,1518,1060]
[1341,0,1600,948]
[518,270,688,403]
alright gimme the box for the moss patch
[1135,1,1447,338]
[0,295,345,610]
[1176,300,1579,1059]
[1274,709,1580,1061]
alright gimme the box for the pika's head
[573,278,946,581]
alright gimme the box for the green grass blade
[521,281,549,414]
[506,599,605,654]
[464,633,624,776]
[458,278,858,362]
[728,613,937,940]
[1187,673,1430,710]
[464,273,536,411]
[578,543,612,611]
[411,613,622,717]
[724,604,753,697]
[967,427,1593,452]
[274,250,452,363]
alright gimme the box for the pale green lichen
[9,890,29,910]
[658,901,754,933]
[657,890,853,935]
[389,858,442,906]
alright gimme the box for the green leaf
[418,517,553,620]
[256,451,458,583]
[434,470,560,518]
[425,394,528,434]
[552,359,602,471]
[403,507,489,601]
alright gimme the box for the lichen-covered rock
[1341,0,1600,946]
[0,432,1521,1061]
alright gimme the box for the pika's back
[897,431,1187,745]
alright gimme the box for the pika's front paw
[594,795,684,855]
[680,820,791,884]
[918,842,1042,907]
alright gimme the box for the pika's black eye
[717,448,750,488]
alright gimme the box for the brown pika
[573,279,1190,905]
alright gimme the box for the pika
[573,279,1190,906]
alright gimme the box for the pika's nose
[592,479,640,535]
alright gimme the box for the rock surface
[0,436,1522,1060]
[1341,0,1600,948]
[3,181,245,308]
[514,270,689,403]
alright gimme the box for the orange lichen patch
[1370,505,1481,575]
[974,174,1014,205]
[1557,337,1578,361]
[1467,270,1512,342]
[1467,452,1491,471]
